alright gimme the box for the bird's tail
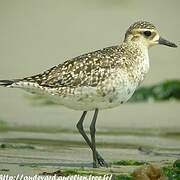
[0,79,20,87]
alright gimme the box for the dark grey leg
[90,108,99,168]
[76,111,108,167]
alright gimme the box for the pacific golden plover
[0,21,177,168]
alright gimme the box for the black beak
[158,37,177,48]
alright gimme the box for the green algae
[115,175,132,180]
[0,143,35,149]
[162,160,180,179]
[113,160,147,166]
[41,169,133,180]
[163,166,180,179]
[18,160,180,180]
[174,159,180,170]
[41,167,133,180]
[130,80,180,103]
[0,169,9,172]
[42,168,112,176]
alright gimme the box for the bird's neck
[121,41,150,82]
[122,40,149,65]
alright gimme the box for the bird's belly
[51,83,137,111]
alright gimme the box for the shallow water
[0,0,179,176]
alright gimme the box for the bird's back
[24,45,122,88]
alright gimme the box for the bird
[0,21,177,168]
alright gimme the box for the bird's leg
[76,111,108,167]
[90,108,99,168]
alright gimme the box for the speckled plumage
[127,21,156,32]
[1,21,156,110]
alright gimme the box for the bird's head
[124,21,177,48]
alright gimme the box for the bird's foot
[92,161,99,168]
[96,152,109,167]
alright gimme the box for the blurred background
[0,0,179,175]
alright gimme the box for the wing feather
[24,45,122,88]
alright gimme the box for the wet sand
[0,106,180,175]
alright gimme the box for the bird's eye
[143,31,152,37]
